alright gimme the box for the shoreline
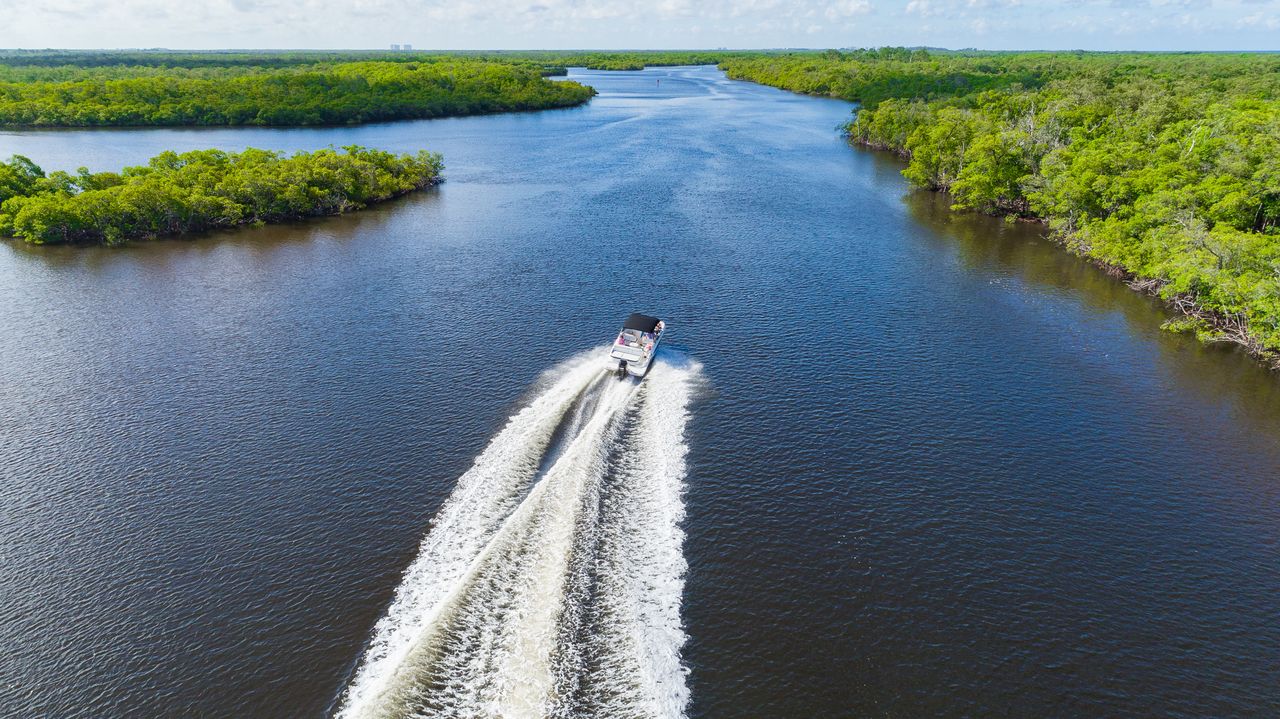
[1,176,445,247]
[849,135,1280,371]
[0,146,445,247]
[0,96,595,131]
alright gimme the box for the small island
[0,146,443,245]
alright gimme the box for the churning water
[337,351,699,719]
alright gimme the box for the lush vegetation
[511,51,728,71]
[731,50,1280,360]
[0,50,752,127]
[721,48,1054,108]
[0,58,594,126]
[0,146,442,245]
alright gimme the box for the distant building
[390,44,401,51]
[403,44,412,51]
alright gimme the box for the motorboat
[609,313,665,378]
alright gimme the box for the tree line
[720,49,1049,107]
[0,59,595,126]
[0,146,443,245]
[729,50,1280,357]
[0,50,783,129]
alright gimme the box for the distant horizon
[4,47,1280,54]
[2,0,1277,53]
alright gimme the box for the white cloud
[0,0,1276,49]
[905,0,938,16]
[826,0,873,18]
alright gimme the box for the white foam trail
[336,350,701,719]
[552,354,698,719]
[610,356,697,717]
[490,377,638,717]
[336,350,604,717]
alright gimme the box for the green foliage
[537,52,727,71]
[0,155,44,203]
[0,59,595,127]
[0,146,443,245]
[819,51,1280,352]
[0,49,769,128]
[720,48,1045,107]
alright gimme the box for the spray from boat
[336,343,699,719]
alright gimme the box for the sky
[0,0,1277,51]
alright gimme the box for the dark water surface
[2,67,1279,718]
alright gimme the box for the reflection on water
[903,185,1280,431]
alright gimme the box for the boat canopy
[623,313,661,332]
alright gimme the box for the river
[1,66,1278,718]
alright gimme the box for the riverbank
[0,58,595,127]
[0,146,443,246]
[849,133,1280,369]
[720,50,1280,367]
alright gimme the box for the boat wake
[336,348,700,719]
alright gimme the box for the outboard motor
[616,360,628,379]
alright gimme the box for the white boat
[609,313,665,378]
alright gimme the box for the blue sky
[1,0,1277,50]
